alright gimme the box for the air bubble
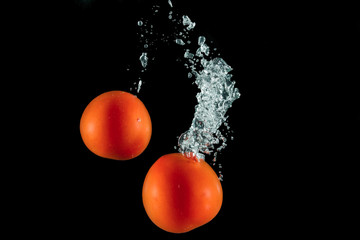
[175,39,185,45]
[182,15,196,30]
[137,80,142,93]
[218,173,223,181]
[198,36,206,46]
[139,52,148,68]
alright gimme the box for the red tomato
[80,91,151,160]
[142,153,223,233]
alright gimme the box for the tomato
[142,153,223,233]
[80,91,151,160]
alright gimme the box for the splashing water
[134,3,240,168]
[173,16,240,163]
[178,57,240,160]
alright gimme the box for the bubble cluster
[178,57,240,161]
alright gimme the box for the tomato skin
[80,91,151,160]
[142,153,223,233]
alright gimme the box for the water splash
[178,57,240,160]
[134,4,240,167]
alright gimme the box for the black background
[14,0,359,238]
